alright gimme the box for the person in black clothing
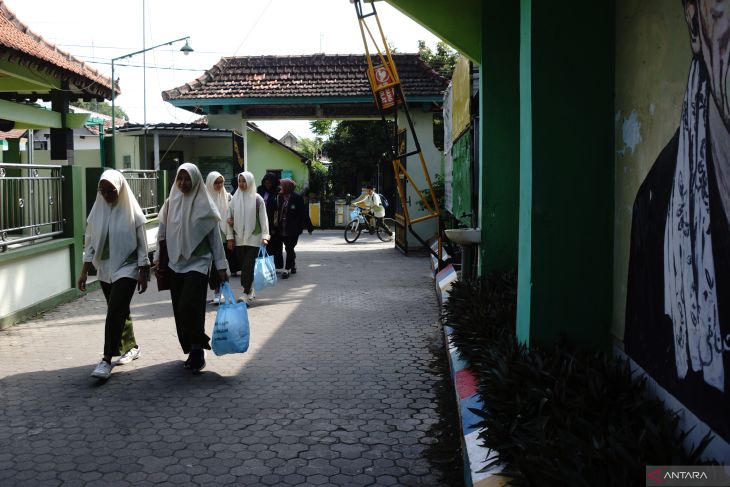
[625,0,730,440]
[271,178,312,278]
[257,172,280,263]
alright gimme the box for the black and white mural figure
[625,0,730,439]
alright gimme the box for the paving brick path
[0,231,450,486]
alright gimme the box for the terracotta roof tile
[162,54,447,102]
[0,1,116,99]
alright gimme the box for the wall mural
[624,0,730,440]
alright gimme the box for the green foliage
[322,120,392,196]
[73,101,129,121]
[418,40,458,80]
[417,172,445,212]
[309,120,334,138]
[443,275,716,486]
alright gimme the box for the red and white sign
[372,65,396,109]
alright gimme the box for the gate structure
[353,0,444,267]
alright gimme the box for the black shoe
[188,349,206,372]
[290,268,297,275]
[282,270,290,279]
[183,354,192,369]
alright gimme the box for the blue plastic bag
[211,282,250,356]
[253,246,277,292]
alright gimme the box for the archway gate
[162,31,447,261]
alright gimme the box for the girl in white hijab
[78,169,149,380]
[226,171,270,303]
[154,163,228,372]
[205,171,237,303]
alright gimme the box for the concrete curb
[430,249,508,487]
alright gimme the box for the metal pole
[142,0,148,169]
[111,59,116,168]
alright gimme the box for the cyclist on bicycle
[352,185,392,236]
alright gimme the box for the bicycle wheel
[377,218,396,242]
[344,220,361,243]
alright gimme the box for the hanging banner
[451,56,471,142]
[232,131,245,168]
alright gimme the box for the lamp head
[180,39,193,56]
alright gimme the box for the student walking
[257,172,280,263]
[271,178,312,279]
[205,171,236,303]
[154,163,228,372]
[78,169,149,380]
[226,171,270,304]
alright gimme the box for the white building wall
[0,247,71,320]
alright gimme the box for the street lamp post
[110,36,193,168]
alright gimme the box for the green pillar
[62,166,85,288]
[478,0,520,275]
[86,167,104,216]
[6,138,21,163]
[516,0,615,349]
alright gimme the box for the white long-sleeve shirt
[155,220,227,276]
[84,225,149,284]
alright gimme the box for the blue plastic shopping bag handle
[258,246,269,258]
[220,282,237,305]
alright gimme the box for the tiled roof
[117,120,307,162]
[0,1,116,100]
[162,54,447,102]
[117,122,232,134]
[0,128,24,139]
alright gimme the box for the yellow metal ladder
[352,0,444,268]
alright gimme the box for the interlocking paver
[0,231,454,485]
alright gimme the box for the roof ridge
[0,0,116,98]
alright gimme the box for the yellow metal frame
[354,0,442,264]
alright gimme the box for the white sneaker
[237,293,250,303]
[249,289,256,302]
[115,347,140,365]
[91,360,113,380]
[218,293,226,305]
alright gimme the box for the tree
[72,100,130,121]
[322,120,392,197]
[309,120,334,138]
[417,40,458,80]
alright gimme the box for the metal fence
[0,163,64,251]
[120,169,158,219]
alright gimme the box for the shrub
[443,274,715,486]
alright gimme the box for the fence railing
[0,163,64,251]
[120,169,158,219]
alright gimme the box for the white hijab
[664,58,723,391]
[230,171,259,241]
[205,171,230,234]
[87,169,146,272]
[161,163,220,263]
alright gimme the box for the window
[33,140,48,151]
[123,155,132,169]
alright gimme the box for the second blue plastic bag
[253,246,277,291]
[211,282,250,356]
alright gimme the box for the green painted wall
[517,0,615,349]
[385,0,482,62]
[612,0,691,340]
[479,0,520,275]
[247,130,309,190]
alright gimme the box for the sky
[7,0,442,140]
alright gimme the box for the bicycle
[344,206,395,243]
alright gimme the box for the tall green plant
[443,274,715,486]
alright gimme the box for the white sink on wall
[445,227,481,245]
